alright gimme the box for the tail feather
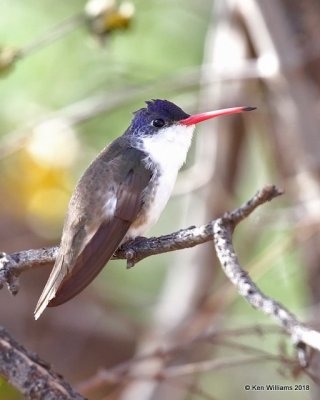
[34,217,130,319]
[48,217,129,307]
[34,255,66,320]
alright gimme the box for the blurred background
[1,0,320,399]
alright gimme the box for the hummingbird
[34,99,255,319]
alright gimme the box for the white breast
[127,124,195,237]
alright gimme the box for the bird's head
[126,99,255,138]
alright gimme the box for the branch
[0,185,279,290]
[213,185,320,365]
[0,247,59,295]
[2,185,319,364]
[3,184,320,397]
[0,215,214,294]
[0,327,85,400]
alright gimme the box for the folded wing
[34,147,152,319]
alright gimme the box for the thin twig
[76,323,295,395]
[0,185,279,292]
[0,221,214,294]
[213,185,320,364]
[156,354,292,379]
[17,14,86,59]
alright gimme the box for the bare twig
[156,354,291,379]
[0,248,58,294]
[213,184,320,364]
[76,323,295,394]
[0,185,279,292]
[0,219,213,294]
[17,14,85,59]
[0,327,85,400]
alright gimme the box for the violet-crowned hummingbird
[34,99,255,319]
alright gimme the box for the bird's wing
[34,148,152,319]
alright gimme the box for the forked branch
[1,184,319,372]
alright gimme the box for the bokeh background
[1,0,320,399]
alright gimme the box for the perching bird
[34,99,255,319]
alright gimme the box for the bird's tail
[34,254,65,320]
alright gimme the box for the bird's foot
[118,236,148,269]
[132,235,148,245]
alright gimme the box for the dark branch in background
[0,327,85,400]
[77,324,320,396]
[76,324,299,395]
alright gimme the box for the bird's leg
[116,236,149,269]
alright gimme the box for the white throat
[128,124,195,238]
[142,124,195,172]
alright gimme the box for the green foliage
[0,378,21,400]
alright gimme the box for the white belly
[127,123,195,237]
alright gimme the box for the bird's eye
[152,119,165,128]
